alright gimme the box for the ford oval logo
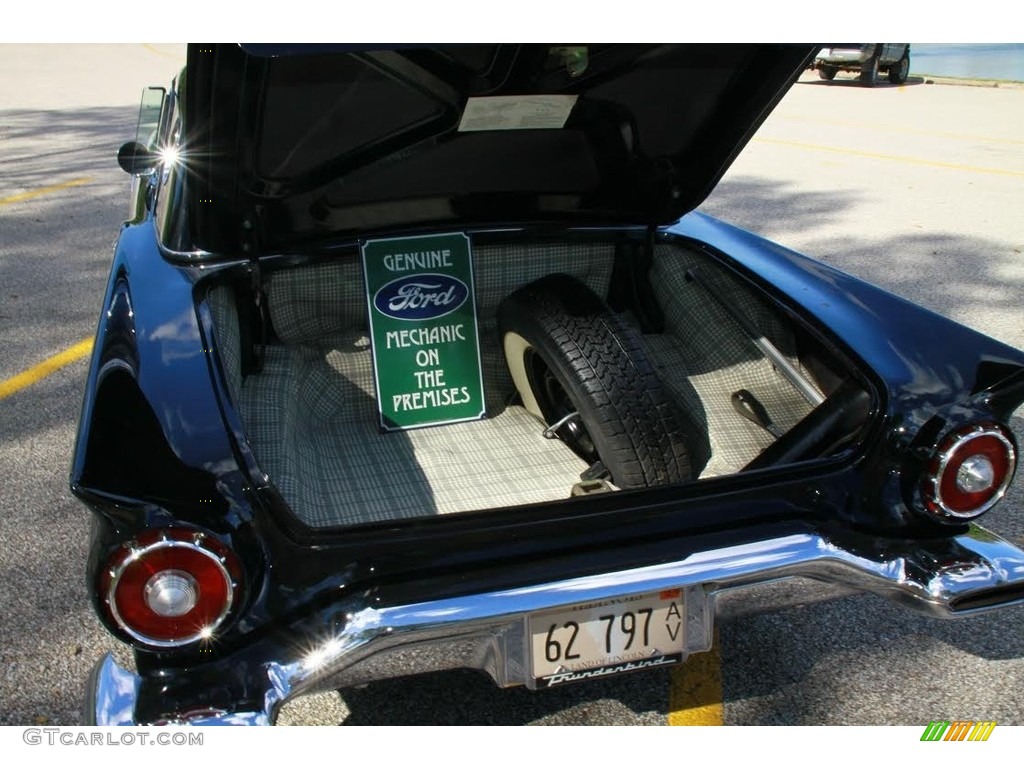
[373,273,469,321]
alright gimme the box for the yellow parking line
[776,113,1024,146]
[668,638,723,725]
[142,43,185,60]
[754,137,1024,178]
[0,177,92,206]
[0,339,94,401]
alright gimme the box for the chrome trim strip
[685,266,825,406]
[88,523,1024,725]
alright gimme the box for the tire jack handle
[542,411,581,439]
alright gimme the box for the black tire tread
[498,274,697,488]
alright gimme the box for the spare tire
[498,274,701,489]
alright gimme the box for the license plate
[528,589,685,688]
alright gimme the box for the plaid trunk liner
[240,341,593,527]
[211,241,819,528]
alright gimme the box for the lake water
[910,44,1024,82]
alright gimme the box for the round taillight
[922,423,1016,520]
[100,529,242,647]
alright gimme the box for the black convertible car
[73,44,1024,725]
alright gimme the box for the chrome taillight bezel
[922,423,1016,521]
[101,529,241,648]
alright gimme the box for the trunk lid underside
[185,44,817,254]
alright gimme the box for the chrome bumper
[87,523,1024,725]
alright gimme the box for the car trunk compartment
[205,236,861,529]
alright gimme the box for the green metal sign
[361,232,486,431]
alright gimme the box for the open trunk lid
[183,43,818,254]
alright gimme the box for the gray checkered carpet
[209,241,823,528]
[643,245,817,476]
[239,340,592,527]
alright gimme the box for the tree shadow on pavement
[1,106,138,187]
[0,104,141,727]
[337,665,670,725]
[700,175,1024,352]
[1,106,136,443]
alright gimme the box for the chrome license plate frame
[527,589,687,689]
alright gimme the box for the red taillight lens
[100,529,242,647]
[922,423,1016,520]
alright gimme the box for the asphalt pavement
[0,46,1021,727]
